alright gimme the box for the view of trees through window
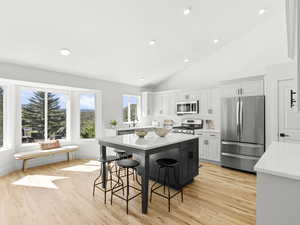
[123,95,139,123]
[0,88,3,147]
[21,90,67,143]
[80,93,96,139]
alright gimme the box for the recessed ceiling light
[258,9,266,15]
[139,77,145,81]
[213,39,219,44]
[149,40,156,46]
[184,58,190,63]
[60,48,71,56]
[183,7,192,15]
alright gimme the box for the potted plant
[110,120,118,128]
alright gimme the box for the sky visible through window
[80,93,95,110]
[123,95,138,107]
[21,90,66,109]
[21,91,96,110]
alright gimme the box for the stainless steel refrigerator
[221,96,265,172]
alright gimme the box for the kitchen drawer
[221,141,264,157]
[221,153,259,172]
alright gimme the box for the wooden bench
[14,145,79,171]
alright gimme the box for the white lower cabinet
[198,132,220,162]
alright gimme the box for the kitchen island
[98,132,199,214]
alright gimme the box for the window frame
[122,94,141,124]
[19,86,71,146]
[0,84,8,150]
[79,91,99,141]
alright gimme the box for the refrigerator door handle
[240,99,243,136]
[236,100,240,137]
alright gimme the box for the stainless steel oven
[176,101,199,115]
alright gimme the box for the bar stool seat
[98,155,119,163]
[117,159,140,168]
[113,149,132,158]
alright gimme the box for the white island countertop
[99,132,198,151]
[254,142,300,181]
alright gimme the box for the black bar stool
[111,159,141,214]
[113,149,134,179]
[93,155,124,204]
[113,149,128,159]
[150,158,183,212]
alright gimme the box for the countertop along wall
[0,62,142,175]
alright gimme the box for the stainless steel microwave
[176,101,199,115]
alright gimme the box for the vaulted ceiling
[0,0,284,87]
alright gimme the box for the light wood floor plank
[0,160,256,225]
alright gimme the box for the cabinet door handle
[290,90,296,108]
[210,134,216,137]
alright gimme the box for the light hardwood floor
[0,160,256,225]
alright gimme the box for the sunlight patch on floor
[61,164,100,172]
[84,160,101,166]
[12,175,68,189]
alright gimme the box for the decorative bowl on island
[135,129,148,138]
[154,128,170,137]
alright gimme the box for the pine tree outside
[21,90,66,143]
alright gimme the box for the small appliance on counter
[172,119,203,135]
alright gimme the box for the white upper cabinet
[142,89,220,117]
[141,92,154,117]
[145,91,177,116]
[175,91,199,102]
[164,92,176,116]
[153,93,163,116]
[199,88,219,116]
[221,79,264,98]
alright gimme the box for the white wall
[154,9,289,91]
[264,61,297,147]
[0,62,141,175]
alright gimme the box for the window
[123,95,140,123]
[80,93,96,139]
[0,87,3,147]
[21,89,68,143]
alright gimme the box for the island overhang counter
[98,132,199,214]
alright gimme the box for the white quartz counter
[116,125,155,131]
[99,132,198,151]
[254,142,300,180]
